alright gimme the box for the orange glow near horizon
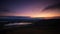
[13,11,60,19]
[1,10,60,19]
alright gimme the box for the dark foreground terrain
[0,16,60,34]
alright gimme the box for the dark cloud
[0,8,10,13]
[0,6,11,16]
[0,8,9,12]
[43,3,60,11]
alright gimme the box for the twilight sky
[0,0,60,18]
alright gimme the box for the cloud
[0,7,11,16]
[43,3,60,11]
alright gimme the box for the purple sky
[0,0,60,17]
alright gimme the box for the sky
[0,0,60,18]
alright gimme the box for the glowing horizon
[1,10,60,18]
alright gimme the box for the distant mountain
[0,16,42,24]
[0,16,31,19]
[51,16,60,19]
